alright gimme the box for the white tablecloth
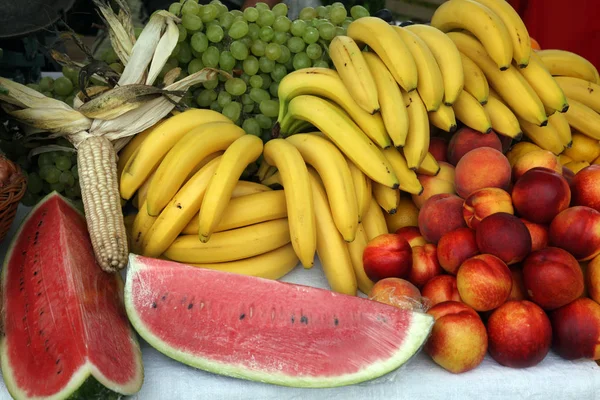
[1,206,599,400]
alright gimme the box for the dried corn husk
[93,0,135,65]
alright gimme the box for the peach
[457,254,512,311]
[511,167,571,224]
[384,195,419,232]
[508,266,527,301]
[463,188,514,229]
[395,226,427,247]
[418,193,468,244]
[571,165,600,212]
[455,147,512,199]
[421,275,462,306]
[409,244,442,288]
[487,300,552,368]
[429,137,449,162]
[522,247,584,310]
[368,278,423,311]
[520,219,549,252]
[476,213,532,265]
[512,149,562,182]
[447,127,503,166]
[562,166,575,186]
[412,162,455,209]
[550,298,600,360]
[428,300,479,320]
[549,206,600,261]
[362,234,413,282]
[587,255,600,304]
[437,227,479,275]
[506,141,542,167]
[425,301,488,373]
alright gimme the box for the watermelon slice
[1,193,144,400]
[125,254,434,388]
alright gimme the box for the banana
[484,92,523,139]
[447,32,548,127]
[307,169,357,295]
[261,171,283,187]
[286,133,359,242]
[362,52,409,147]
[429,104,458,132]
[329,35,379,114]
[184,151,225,182]
[417,152,441,176]
[402,90,430,170]
[183,190,288,235]
[347,16,418,92]
[472,0,531,67]
[431,0,513,70]
[452,90,493,133]
[517,51,569,114]
[558,154,573,165]
[146,122,246,216]
[518,117,565,155]
[362,196,389,241]
[286,119,313,135]
[142,157,222,258]
[120,109,232,199]
[197,135,264,242]
[283,95,399,188]
[130,199,157,254]
[564,160,591,174]
[547,111,573,149]
[132,170,155,210]
[506,141,542,167]
[382,147,424,195]
[231,180,272,197]
[346,223,375,295]
[190,243,299,280]
[372,182,400,214]
[460,52,489,104]
[277,68,391,148]
[405,24,464,105]
[393,26,444,111]
[263,139,316,268]
[164,219,291,264]
[563,98,600,140]
[117,124,155,178]
[256,157,272,182]
[563,132,600,163]
[537,50,600,84]
[347,158,372,222]
[554,76,600,113]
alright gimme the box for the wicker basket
[0,156,26,243]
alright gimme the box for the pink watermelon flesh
[125,254,434,388]
[1,193,144,400]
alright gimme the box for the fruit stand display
[0,0,600,398]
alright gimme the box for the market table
[0,206,599,400]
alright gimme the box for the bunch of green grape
[161,0,370,141]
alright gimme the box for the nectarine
[455,147,511,199]
[457,254,512,312]
[476,212,532,265]
[437,227,479,275]
[549,206,600,261]
[362,234,413,282]
[418,193,467,244]
[421,275,462,307]
[551,298,600,360]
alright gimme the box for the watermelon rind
[0,192,144,400]
[125,254,434,388]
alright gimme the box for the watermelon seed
[37,220,43,227]
[33,271,38,275]
[21,250,26,256]
[37,292,42,297]
[334,318,339,326]
[291,315,295,324]
[37,279,42,284]
[300,316,308,324]
[187,303,193,310]
[151,302,157,308]
[239,313,245,320]
[39,329,44,336]
[161,294,167,301]
[39,310,44,315]
[57,369,62,375]
[56,358,60,364]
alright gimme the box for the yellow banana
[347,158,372,223]
[362,51,409,147]
[382,147,424,195]
[417,152,441,176]
[197,135,263,242]
[308,168,357,296]
[130,199,157,254]
[132,170,155,210]
[231,180,272,197]
[362,196,389,241]
[263,139,316,268]
[537,49,600,84]
[183,190,288,235]
[453,90,492,133]
[547,111,573,149]
[563,98,600,140]
[518,117,565,155]
[373,182,400,214]
[283,95,399,188]
[256,157,272,182]
[558,154,573,165]
[460,51,489,104]
[286,133,359,242]
[117,124,155,179]
[555,76,600,114]
[190,243,299,280]
[146,122,245,216]
[564,160,591,174]
[563,132,600,163]
[506,141,542,167]
[431,0,513,70]
[329,35,379,114]
[517,51,569,114]
[120,109,232,199]
[347,16,418,92]
[429,103,458,132]
[402,90,430,170]
[261,170,283,187]
[447,32,548,126]
[405,24,464,105]
[346,223,375,295]
[393,26,444,111]
[484,92,523,139]
[276,68,391,148]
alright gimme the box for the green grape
[39,76,54,92]
[53,77,73,96]
[260,73,272,90]
[306,43,323,60]
[218,72,229,82]
[311,18,325,28]
[254,2,269,11]
[216,3,228,16]
[342,19,352,30]
[65,95,75,107]
[259,26,274,42]
[41,91,53,98]
[273,16,291,32]
[217,90,232,108]
[26,83,41,92]
[293,52,311,70]
[71,164,78,180]
[27,173,43,194]
[303,27,319,44]
[188,58,205,74]
[272,2,288,16]
[284,57,294,72]
[103,47,119,64]
[181,0,200,15]
[196,89,217,106]
[259,56,275,73]
[177,41,193,64]
[190,32,209,53]
[219,51,235,70]
[241,94,254,105]
[44,167,61,184]
[269,81,279,97]
[329,5,347,25]
[49,182,65,193]
[20,192,37,207]
[243,7,259,22]
[61,66,78,82]
[168,2,182,15]
[312,60,329,68]
[248,23,260,40]
[251,40,266,57]
[249,75,263,89]
[222,101,242,122]
[318,21,336,40]
[55,155,72,171]
[242,118,261,136]
[109,63,124,73]
[350,5,369,19]
[224,78,247,96]
[243,104,254,113]
[299,7,317,20]
[168,55,179,66]
[255,114,273,129]
[265,43,282,61]
[54,95,66,102]
[206,24,224,42]
[228,20,248,39]
[249,87,270,103]
[277,45,291,63]
[206,20,220,29]
[335,26,346,37]
[290,20,306,37]
[182,13,203,31]
[230,9,244,17]
[273,31,288,45]
[242,56,260,75]
[240,36,253,49]
[240,73,251,84]
[259,99,279,118]
[219,12,234,29]
[200,4,218,22]
[38,153,53,167]
[230,40,249,60]
[59,171,75,187]
[209,100,222,112]
[203,75,219,89]
[287,37,305,53]
[65,185,81,199]
[316,5,327,18]
[177,24,187,42]
[202,46,220,67]
[270,63,287,82]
